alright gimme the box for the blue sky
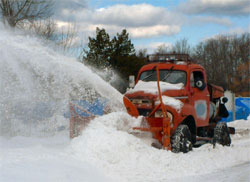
[55,0,250,53]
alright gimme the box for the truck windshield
[139,70,186,85]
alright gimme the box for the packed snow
[1,115,250,182]
[127,80,184,94]
[1,24,250,182]
[155,96,184,112]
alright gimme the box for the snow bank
[0,134,110,182]
[127,80,184,94]
[69,115,250,182]
[228,118,250,141]
[228,118,250,129]
[2,116,250,182]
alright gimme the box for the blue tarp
[64,98,107,118]
[222,97,250,122]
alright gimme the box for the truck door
[190,70,210,126]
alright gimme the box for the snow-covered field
[1,116,250,182]
[0,24,250,182]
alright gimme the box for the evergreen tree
[84,28,112,68]
[84,28,136,69]
[83,27,146,92]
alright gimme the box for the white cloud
[178,0,250,16]
[91,4,180,27]
[136,42,173,54]
[55,4,183,39]
[227,26,250,35]
[128,25,180,38]
[189,16,232,26]
[56,21,72,28]
[202,26,250,41]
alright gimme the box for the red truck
[123,54,234,153]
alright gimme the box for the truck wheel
[213,122,231,146]
[171,125,193,153]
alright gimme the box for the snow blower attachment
[123,54,235,153]
[124,66,172,150]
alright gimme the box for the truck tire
[213,122,231,146]
[171,125,193,153]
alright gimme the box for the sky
[54,0,250,53]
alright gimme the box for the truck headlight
[167,112,173,122]
[131,99,151,105]
[167,112,174,128]
[155,111,173,121]
[155,111,174,128]
[155,110,163,117]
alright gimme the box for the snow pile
[127,80,184,94]
[69,115,250,182]
[228,118,250,129]
[0,134,110,182]
[2,116,250,182]
[2,114,69,137]
[155,96,184,112]
[0,24,123,137]
[228,118,250,140]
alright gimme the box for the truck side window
[193,71,204,83]
[193,71,206,90]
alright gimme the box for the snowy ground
[1,115,250,182]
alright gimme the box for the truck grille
[138,109,152,116]
[131,99,151,105]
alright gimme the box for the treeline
[83,28,249,95]
[1,1,249,95]
[193,34,249,96]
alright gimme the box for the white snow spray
[0,24,124,136]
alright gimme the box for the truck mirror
[195,79,206,90]
[129,75,135,88]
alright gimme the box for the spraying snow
[0,24,123,137]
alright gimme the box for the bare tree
[172,38,191,54]
[193,33,250,93]
[19,18,79,55]
[57,23,78,52]
[27,18,56,39]
[155,44,169,54]
[136,48,147,58]
[0,0,54,27]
